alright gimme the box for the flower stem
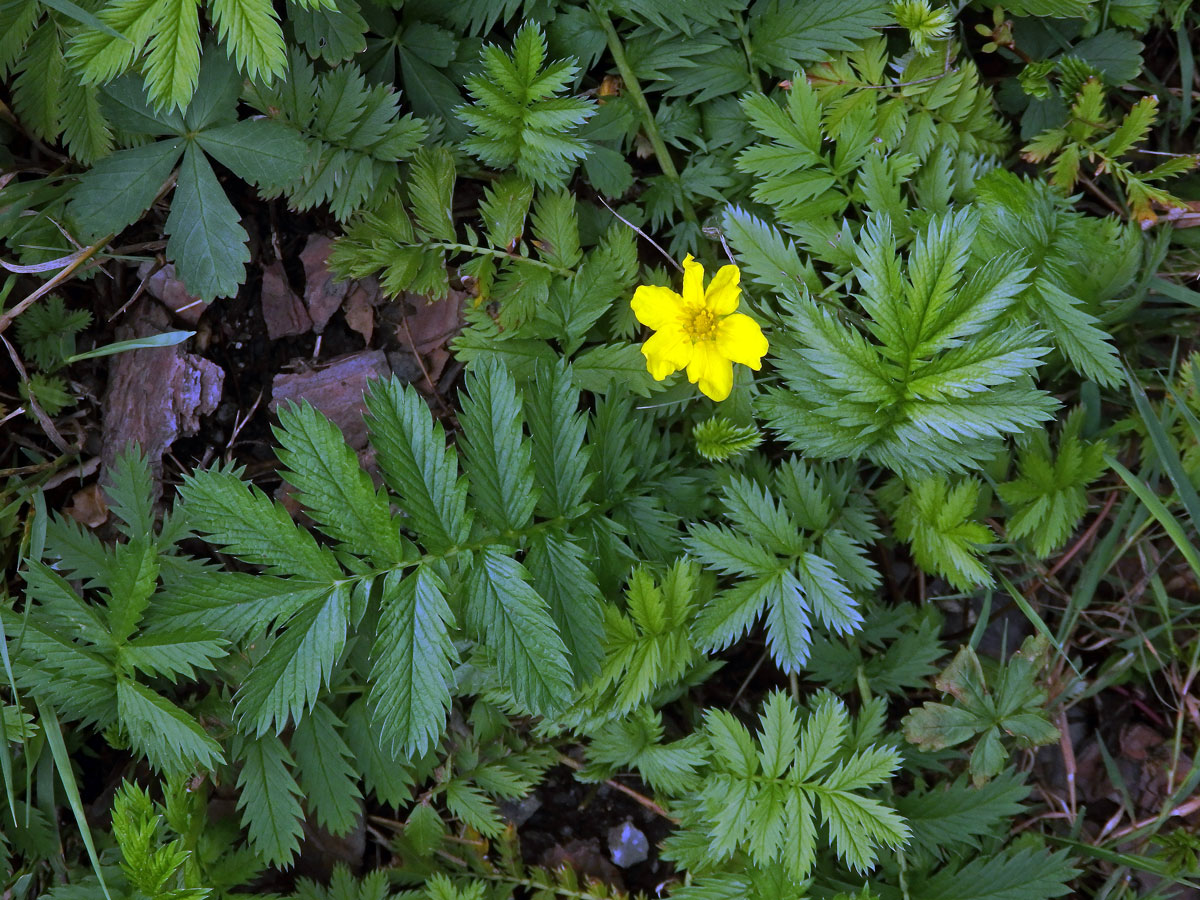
[592,5,703,239]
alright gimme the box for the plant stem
[592,4,703,240]
[738,13,763,94]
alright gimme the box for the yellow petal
[641,326,692,380]
[715,313,769,370]
[681,254,706,305]
[631,285,685,330]
[704,264,741,315]
[687,341,734,401]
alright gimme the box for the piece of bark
[137,262,210,325]
[261,260,312,340]
[102,302,224,493]
[270,350,390,450]
[300,235,350,332]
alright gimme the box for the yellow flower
[630,255,768,402]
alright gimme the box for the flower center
[683,307,719,341]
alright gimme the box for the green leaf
[897,771,1030,854]
[63,330,193,365]
[115,679,223,773]
[236,585,350,734]
[458,361,538,532]
[912,846,1079,900]
[143,0,199,111]
[122,631,226,681]
[64,0,157,87]
[526,530,605,686]
[180,463,341,580]
[894,476,994,589]
[100,73,183,134]
[364,377,468,554]
[749,0,891,71]
[407,147,457,242]
[235,733,304,867]
[369,569,457,758]
[903,702,980,749]
[61,83,114,165]
[164,143,250,300]
[287,0,366,63]
[722,205,819,295]
[105,539,158,641]
[194,119,308,188]
[101,444,155,537]
[343,699,416,808]
[692,416,763,462]
[525,360,590,519]
[457,23,595,187]
[36,700,113,900]
[70,138,184,239]
[274,401,406,565]
[466,546,571,716]
[208,0,287,83]
[154,570,329,640]
[291,702,363,835]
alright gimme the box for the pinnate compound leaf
[164,143,250,300]
[369,569,457,758]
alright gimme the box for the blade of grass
[35,700,112,900]
[0,608,18,825]
[1126,369,1200,534]
[1105,454,1200,584]
[997,573,1081,676]
[1045,835,1200,891]
[62,330,194,364]
[1057,493,1136,646]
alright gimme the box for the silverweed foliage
[4,2,1200,900]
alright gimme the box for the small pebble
[607,821,649,868]
[498,795,542,828]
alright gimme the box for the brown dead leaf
[137,261,210,325]
[300,235,351,332]
[261,260,312,340]
[1119,723,1162,761]
[380,290,464,387]
[343,282,377,345]
[65,483,109,528]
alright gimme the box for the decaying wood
[101,302,224,494]
[270,350,391,450]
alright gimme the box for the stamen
[684,307,719,341]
